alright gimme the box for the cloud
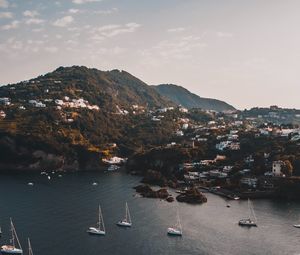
[167,27,186,33]
[52,15,74,27]
[216,32,233,38]
[45,46,58,53]
[141,35,207,62]
[72,0,102,4]
[94,22,141,37]
[32,28,44,32]
[93,8,118,15]
[23,10,40,18]
[68,8,80,14]
[0,0,9,8]
[25,18,44,25]
[1,20,20,30]
[0,11,12,18]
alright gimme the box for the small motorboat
[293,224,300,228]
[28,182,34,186]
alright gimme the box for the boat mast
[248,199,251,219]
[250,200,257,223]
[10,218,15,247]
[98,205,105,232]
[28,238,33,255]
[176,209,182,232]
[10,218,22,250]
[126,202,131,223]
[97,205,101,230]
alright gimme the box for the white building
[182,123,189,130]
[175,130,184,136]
[240,177,258,188]
[179,107,188,113]
[55,99,64,106]
[0,110,6,118]
[272,161,285,177]
[0,97,10,105]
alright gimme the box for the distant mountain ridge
[153,84,235,112]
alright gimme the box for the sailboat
[239,199,257,227]
[117,202,132,227]
[87,205,106,235]
[167,209,182,236]
[1,218,23,254]
[27,238,33,255]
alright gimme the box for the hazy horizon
[1,0,299,110]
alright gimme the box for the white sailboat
[117,202,132,227]
[27,238,33,255]
[239,199,257,227]
[1,218,23,254]
[87,205,106,235]
[167,209,182,236]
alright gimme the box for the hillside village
[0,67,300,200]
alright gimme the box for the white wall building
[272,161,285,177]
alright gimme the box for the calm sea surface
[0,171,299,255]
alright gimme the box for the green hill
[153,84,235,112]
[0,66,190,172]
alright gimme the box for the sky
[0,0,300,110]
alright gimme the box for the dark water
[0,171,300,255]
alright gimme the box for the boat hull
[1,246,23,254]
[87,227,105,235]
[167,228,182,236]
[293,224,300,228]
[239,219,257,227]
[117,221,132,227]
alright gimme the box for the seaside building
[272,161,285,177]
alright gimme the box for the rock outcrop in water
[176,187,207,204]
[134,184,173,202]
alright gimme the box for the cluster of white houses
[0,97,11,106]
[0,110,6,119]
[55,97,99,110]
[215,130,240,151]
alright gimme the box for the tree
[282,160,293,177]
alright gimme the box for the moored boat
[239,199,257,227]
[1,218,23,254]
[87,205,106,235]
[167,209,182,236]
[117,202,132,227]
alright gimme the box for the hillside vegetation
[153,84,235,112]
